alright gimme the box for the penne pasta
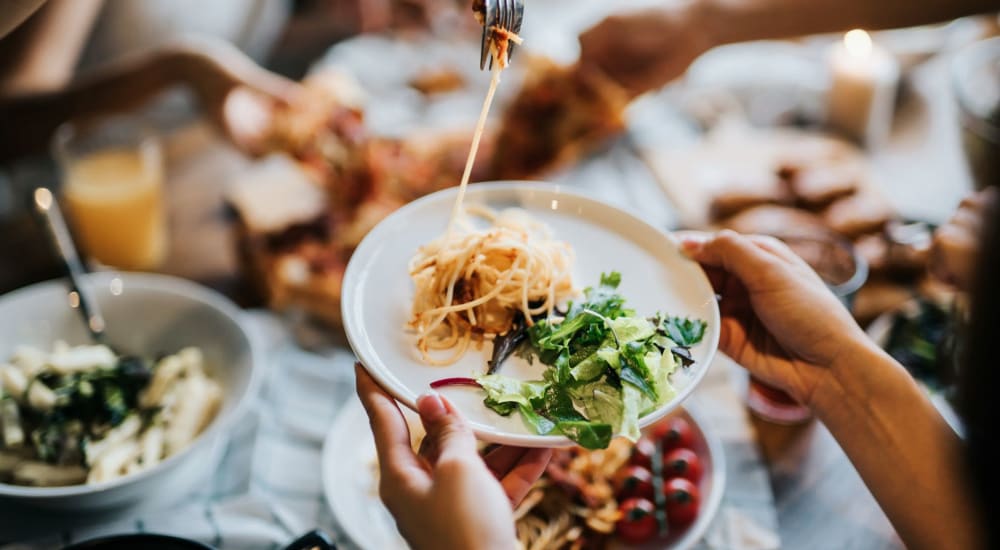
[87,439,140,484]
[0,450,21,474]
[1,343,220,487]
[13,461,88,487]
[26,381,57,412]
[141,354,185,408]
[9,346,46,376]
[84,414,142,466]
[47,345,116,374]
[163,376,221,454]
[1,399,24,448]
[139,425,164,469]
[0,364,27,401]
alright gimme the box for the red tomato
[612,465,655,500]
[662,448,703,483]
[663,477,701,527]
[615,498,658,545]
[628,437,656,469]
[652,417,694,451]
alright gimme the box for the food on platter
[781,162,859,208]
[514,415,708,548]
[409,69,466,95]
[718,205,835,241]
[0,343,220,487]
[231,22,632,328]
[491,58,629,180]
[429,273,707,450]
[821,190,894,238]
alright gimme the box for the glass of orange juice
[52,117,167,270]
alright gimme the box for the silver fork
[479,0,525,70]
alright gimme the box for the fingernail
[417,390,448,422]
[680,238,703,258]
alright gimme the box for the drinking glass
[52,116,167,270]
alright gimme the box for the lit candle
[827,29,900,148]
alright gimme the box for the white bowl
[342,182,721,447]
[0,272,261,510]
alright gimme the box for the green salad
[436,273,707,450]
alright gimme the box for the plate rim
[341,181,721,447]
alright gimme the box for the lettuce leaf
[569,381,623,431]
[556,421,613,450]
[609,317,656,344]
[477,375,547,408]
[619,383,643,442]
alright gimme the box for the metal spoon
[33,187,107,343]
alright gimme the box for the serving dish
[0,272,260,510]
[341,182,720,447]
[322,398,725,550]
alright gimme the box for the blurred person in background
[0,0,454,163]
[579,0,999,99]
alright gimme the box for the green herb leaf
[620,364,657,402]
[661,317,707,347]
[519,404,556,435]
[556,421,613,450]
[484,397,517,416]
[539,385,586,423]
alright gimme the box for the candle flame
[844,29,872,58]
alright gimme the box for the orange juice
[63,145,167,270]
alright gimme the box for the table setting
[1,1,997,549]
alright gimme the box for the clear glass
[746,234,868,424]
[52,117,167,270]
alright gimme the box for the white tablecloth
[2,303,780,549]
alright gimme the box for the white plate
[322,398,726,550]
[341,182,721,447]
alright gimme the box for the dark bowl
[64,534,212,550]
[63,529,334,550]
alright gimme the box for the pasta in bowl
[1,343,221,487]
[0,273,259,510]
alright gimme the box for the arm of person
[680,231,983,550]
[580,0,999,98]
[815,343,977,550]
[0,0,48,39]
[702,0,998,46]
[0,0,104,94]
[0,38,297,162]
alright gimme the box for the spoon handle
[33,187,106,341]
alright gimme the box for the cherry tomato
[612,465,655,500]
[652,417,694,451]
[662,448,703,483]
[663,477,701,527]
[628,437,656,469]
[615,498,658,545]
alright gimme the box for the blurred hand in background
[932,187,999,291]
[579,4,714,99]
